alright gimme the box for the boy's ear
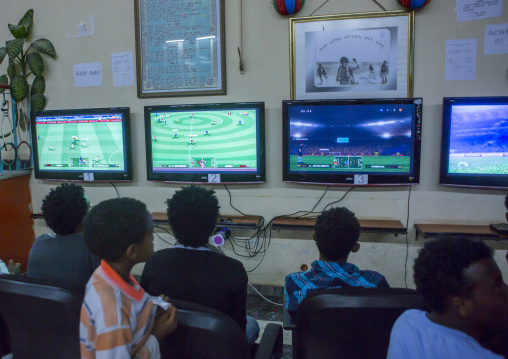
[312,232,316,242]
[450,295,473,318]
[351,242,360,253]
[126,244,138,260]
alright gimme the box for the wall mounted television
[144,102,265,184]
[31,107,132,181]
[440,97,508,189]
[282,98,422,186]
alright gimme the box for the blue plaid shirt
[284,260,389,315]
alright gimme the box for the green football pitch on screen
[150,110,258,169]
[36,122,125,172]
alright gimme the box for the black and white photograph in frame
[290,11,414,100]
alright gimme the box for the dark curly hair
[166,185,219,247]
[42,183,88,235]
[504,194,508,210]
[413,237,493,313]
[314,207,361,261]
[84,197,149,262]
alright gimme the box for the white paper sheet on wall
[111,52,135,87]
[484,23,508,54]
[456,0,502,22]
[73,62,103,87]
[445,39,477,81]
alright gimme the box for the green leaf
[31,76,45,95]
[31,93,46,112]
[0,48,6,65]
[17,10,34,36]
[8,24,28,39]
[30,39,56,59]
[7,62,16,78]
[0,75,8,94]
[9,75,29,103]
[27,52,44,76]
[6,39,24,62]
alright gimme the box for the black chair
[160,299,283,359]
[0,314,10,357]
[0,274,84,359]
[288,287,425,359]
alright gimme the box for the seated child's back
[284,207,389,315]
[27,184,99,286]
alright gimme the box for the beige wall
[2,0,508,287]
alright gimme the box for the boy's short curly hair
[166,185,219,247]
[314,207,361,260]
[413,237,493,313]
[84,197,149,262]
[42,183,88,235]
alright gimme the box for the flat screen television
[31,107,132,181]
[144,102,265,184]
[282,98,422,186]
[440,97,508,189]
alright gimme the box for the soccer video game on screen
[288,104,416,174]
[149,108,259,172]
[447,104,508,175]
[34,113,126,172]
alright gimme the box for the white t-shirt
[0,259,9,274]
[387,309,503,359]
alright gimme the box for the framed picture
[134,0,226,98]
[290,10,415,100]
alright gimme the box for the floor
[246,292,293,359]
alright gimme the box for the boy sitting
[141,185,259,347]
[27,183,100,286]
[284,207,389,315]
[80,197,177,359]
[387,237,508,359]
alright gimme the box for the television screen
[440,97,508,189]
[31,107,132,181]
[282,98,422,186]
[144,102,265,184]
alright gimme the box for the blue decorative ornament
[397,0,432,10]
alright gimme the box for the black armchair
[0,274,84,359]
[286,287,424,359]
[160,299,283,359]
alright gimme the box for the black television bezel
[30,107,133,182]
[440,96,508,189]
[282,98,422,186]
[144,102,266,184]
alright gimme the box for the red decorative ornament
[397,0,432,10]
[273,0,305,15]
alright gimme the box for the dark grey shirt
[27,232,100,287]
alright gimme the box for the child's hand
[152,304,178,341]
[7,259,21,275]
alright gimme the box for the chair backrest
[0,314,10,357]
[159,299,251,359]
[0,274,84,359]
[294,287,425,359]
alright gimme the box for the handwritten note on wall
[111,52,135,87]
[456,0,502,22]
[485,23,508,54]
[445,39,477,81]
[73,62,103,87]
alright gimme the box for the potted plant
[0,9,56,130]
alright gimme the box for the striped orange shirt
[80,260,159,359]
